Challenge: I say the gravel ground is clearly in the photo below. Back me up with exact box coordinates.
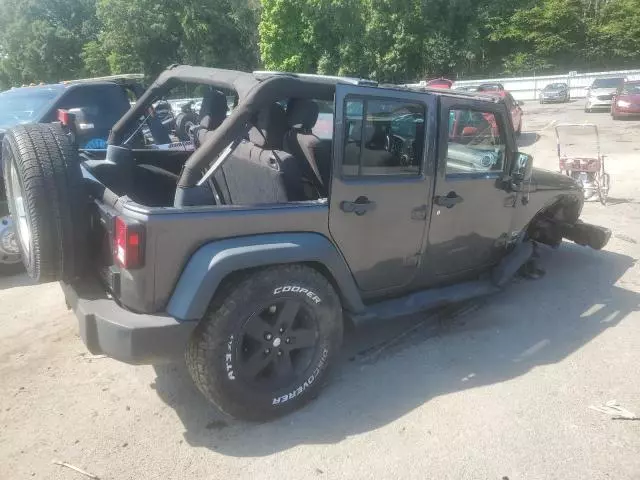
[1,101,639,480]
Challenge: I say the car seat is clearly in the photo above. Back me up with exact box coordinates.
[283,99,332,196]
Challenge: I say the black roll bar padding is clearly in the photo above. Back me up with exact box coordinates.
[108,66,260,145]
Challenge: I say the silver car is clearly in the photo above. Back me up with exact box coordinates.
[540,83,570,103]
[585,77,625,112]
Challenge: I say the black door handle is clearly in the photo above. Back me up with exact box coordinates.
[340,196,376,216]
[434,191,464,208]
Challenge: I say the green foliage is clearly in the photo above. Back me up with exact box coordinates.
[0,0,98,88]
[0,0,639,90]
[259,0,640,81]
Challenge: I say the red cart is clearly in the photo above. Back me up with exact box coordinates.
[556,123,610,205]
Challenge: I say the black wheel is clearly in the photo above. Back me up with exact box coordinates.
[2,123,87,282]
[186,265,343,421]
[174,112,198,141]
[598,173,611,206]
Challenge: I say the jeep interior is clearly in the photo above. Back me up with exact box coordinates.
[79,67,348,209]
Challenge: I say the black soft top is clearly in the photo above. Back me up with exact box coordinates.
[107,65,504,190]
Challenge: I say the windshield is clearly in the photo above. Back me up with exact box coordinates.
[0,87,61,129]
[620,83,640,95]
[544,83,566,90]
[592,78,624,89]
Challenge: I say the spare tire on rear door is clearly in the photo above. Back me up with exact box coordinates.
[2,123,88,282]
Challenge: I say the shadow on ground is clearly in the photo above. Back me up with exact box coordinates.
[153,243,638,457]
[517,132,540,148]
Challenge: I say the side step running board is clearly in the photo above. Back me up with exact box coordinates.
[352,241,534,324]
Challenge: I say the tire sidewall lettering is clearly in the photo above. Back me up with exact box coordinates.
[273,285,322,304]
[271,346,329,406]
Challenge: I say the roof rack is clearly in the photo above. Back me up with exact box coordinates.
[252,70,378,87]
[61,73,144,85]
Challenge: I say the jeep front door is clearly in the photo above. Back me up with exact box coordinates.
[423,97,517,281]
[329,85,434,294]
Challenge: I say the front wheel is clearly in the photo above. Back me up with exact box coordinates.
[186,265,343,421]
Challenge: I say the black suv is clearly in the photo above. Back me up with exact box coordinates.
[2,66,610,421]
[0,75,146,274]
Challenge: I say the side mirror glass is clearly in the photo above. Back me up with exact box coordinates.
[513,152,533,183]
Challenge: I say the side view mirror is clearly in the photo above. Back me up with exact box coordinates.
[461,126,479,136]
[513,152,533,184]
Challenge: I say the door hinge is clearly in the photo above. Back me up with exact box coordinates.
[411,204,428,221]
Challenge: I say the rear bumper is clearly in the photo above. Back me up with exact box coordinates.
[61,279,198,365]
[540,96,567,103]
[612,108,640,116]
[586,99,612,108]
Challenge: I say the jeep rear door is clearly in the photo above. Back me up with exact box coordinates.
[329,84,436,294]
[422,96,517,282]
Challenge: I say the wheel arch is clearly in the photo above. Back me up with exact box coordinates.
[166,233,365,321]
[526,193,583,247]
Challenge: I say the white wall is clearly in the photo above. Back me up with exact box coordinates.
[451,68,640,101]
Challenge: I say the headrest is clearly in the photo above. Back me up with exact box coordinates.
[248,103,287,149]
[286,98,319,131]
[199,89,228,130]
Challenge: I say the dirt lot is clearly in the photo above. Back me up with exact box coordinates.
[1,101,639,480]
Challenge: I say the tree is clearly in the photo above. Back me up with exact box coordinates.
[0,0,98,88]
[87,0,260,78]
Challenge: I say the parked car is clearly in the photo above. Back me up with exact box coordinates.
[454,85,480,92]
[539,83,570,103]
[584,77,625,112]
[478,82,505,92]
[483,90,524,136]
[0,74,145,275]
[2,66,610,421]
[425,78,454,89]
[611,80,640,120]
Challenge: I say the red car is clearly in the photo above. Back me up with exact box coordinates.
[426,78,454,89]
[484,90,524,136]
[611,81,640,119]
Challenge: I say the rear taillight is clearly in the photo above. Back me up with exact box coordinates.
[114,216,144,269]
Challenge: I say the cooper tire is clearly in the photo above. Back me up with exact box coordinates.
[2,124,87,282]
[186,264,343,421]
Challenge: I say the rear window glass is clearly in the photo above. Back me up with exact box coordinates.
[592,78,624,88]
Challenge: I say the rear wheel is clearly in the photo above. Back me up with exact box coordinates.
[186,265,343,421]
[2,123,87,282]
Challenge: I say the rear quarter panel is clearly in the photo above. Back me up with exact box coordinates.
[123,202,332,312]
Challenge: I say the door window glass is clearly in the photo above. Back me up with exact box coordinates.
[446,109,505,175]
[343,98,425,176]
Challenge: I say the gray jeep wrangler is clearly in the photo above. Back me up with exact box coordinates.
[2,66,610,421]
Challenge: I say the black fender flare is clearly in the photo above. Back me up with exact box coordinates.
[166,233,365,321]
